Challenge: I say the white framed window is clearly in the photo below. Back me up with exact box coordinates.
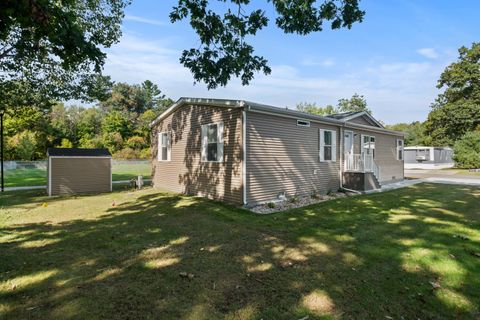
[361,134,376,158]
[319,129,336,162]
[201,122,224,162]
[158,132,171,161]
[397,139,404,161]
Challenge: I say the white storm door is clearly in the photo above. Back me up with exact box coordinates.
[344,131,353,155]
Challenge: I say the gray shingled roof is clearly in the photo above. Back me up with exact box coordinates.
[325,111,363,120]
[47,148,111,157]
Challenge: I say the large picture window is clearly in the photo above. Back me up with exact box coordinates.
[158,132,171,161]
[319,129,337,162]
[201,122,224,162]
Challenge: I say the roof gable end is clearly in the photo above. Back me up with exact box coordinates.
[340,111,384,128]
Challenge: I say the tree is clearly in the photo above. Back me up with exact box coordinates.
[424,43,480,146]
[100,81,172,115]
[337,93,371,114]
[77,107,104,141]
[296,102,337,116]
[102,110,133,140]
[170,0,364,89]
[453,131,480,168]
[9,131,38,160]
[3,106,50,159]
[49,103,85,146]
[385,122,427,146]
[141,80,173,112]
[0,0,128,110]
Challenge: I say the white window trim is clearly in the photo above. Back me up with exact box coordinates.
[319,129,337,162]
[158,131,171,162]
[361,134,376,158]
[396,139,404,161]
[201,121,224,163]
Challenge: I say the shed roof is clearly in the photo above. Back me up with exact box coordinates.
[47,148,111,157]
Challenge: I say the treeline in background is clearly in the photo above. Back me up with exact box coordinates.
[3,80,172,161]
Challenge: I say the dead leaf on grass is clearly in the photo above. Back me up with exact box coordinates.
[429,280,441,290]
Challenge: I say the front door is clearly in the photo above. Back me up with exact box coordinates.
[344,131,353,155]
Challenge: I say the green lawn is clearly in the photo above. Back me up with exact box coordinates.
[1,184,479,319]
[4,163,151,187]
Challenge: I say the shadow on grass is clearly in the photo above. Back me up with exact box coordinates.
[0,183,479,319]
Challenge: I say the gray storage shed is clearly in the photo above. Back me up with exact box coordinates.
[47,148,112,196]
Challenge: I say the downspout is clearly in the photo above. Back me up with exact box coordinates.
[339,125,343,190]
[242,104,248,206]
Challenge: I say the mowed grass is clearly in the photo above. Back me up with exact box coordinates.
[4,163,151,187]
[0,184,479,319]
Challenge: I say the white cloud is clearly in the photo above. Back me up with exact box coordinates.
[417,48,439,59]
[102,33,449,123]
[124,14,166,26]
[300,58,335,67]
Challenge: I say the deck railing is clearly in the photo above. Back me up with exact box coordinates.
[344,153,380,180]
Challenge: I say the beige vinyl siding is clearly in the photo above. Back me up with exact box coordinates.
[50,157,111,195]
[246,111,340,205]
[351,129,404,184]
[151,104,243,204]
[348,116,377,126]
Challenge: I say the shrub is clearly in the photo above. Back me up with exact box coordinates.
[113,147,141,159]
[56,138,73,148]
[289,195,299,204]
[267,202,276,209]
[102,132,124,153]
[79,134,104,149]
[139,148,151,159]
[311,191,320,199]
[126,136,146,149]
[453,131,480,168]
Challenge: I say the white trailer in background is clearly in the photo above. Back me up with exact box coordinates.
[404,146,454,169]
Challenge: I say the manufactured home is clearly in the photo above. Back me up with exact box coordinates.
[150,98,405,206]
[404,146,454,169]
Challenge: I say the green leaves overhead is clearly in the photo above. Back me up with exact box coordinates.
[171,0,364,89]
[0,0,130,108]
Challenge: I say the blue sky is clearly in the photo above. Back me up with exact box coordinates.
[102,0,480,124]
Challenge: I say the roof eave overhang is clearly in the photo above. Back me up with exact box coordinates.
[246,103,404,136]
[150,97,246,128]
[150,97,404,137]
